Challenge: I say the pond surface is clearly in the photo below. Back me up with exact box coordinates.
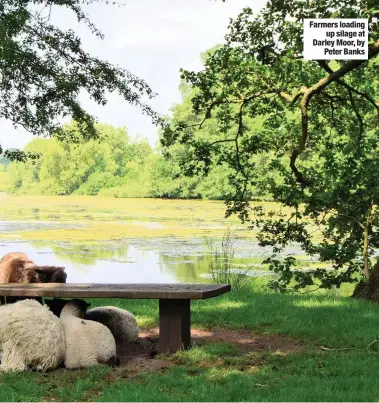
[0,195,313,283]
[0,237,279,283]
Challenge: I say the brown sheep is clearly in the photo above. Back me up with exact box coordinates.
[0,252,67,304]
[0,253,36,283]
[0,252,67,283]
[0,252,32,262]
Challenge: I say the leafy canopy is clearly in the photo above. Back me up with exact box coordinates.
[0,0,159,161]
[4,121,240,200]
[162,0,379,291]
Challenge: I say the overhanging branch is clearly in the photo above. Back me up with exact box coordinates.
[290,39,379,187]
[317,60,379,118]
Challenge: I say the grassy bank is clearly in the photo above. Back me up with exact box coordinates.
[2,284,379,402]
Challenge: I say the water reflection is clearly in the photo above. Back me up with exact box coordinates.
[49,243,130,266]
[160,254,213,282]
[0,237,306,284]
[0,241,198,283]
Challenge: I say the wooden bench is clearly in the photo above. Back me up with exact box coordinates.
[0,283,231,353]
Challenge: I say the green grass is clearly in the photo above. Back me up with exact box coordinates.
[2,284,379,401]
[98,353,379,402]
[87,281,378,348]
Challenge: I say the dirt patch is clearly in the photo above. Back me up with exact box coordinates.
[192,327,305,354]
[116,332,173,374]
[116,327,304,372]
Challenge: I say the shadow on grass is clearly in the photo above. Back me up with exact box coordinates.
[70,288,379,402]
[98,352,379,402]
[88,285,379,348]
[190,288,379,349]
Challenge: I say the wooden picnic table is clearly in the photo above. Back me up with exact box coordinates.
[0,283,231,353]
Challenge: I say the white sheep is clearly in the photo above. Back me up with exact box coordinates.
[60,299,118,369]
[0,299,65,372]
[85,306,139,343]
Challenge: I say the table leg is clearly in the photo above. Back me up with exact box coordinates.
[159,299,191,353]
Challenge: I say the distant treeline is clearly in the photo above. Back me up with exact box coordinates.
[0,122,267,200]
[0,45,281,200]
[1,55,278,200]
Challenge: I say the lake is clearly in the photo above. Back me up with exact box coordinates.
[0,195,314,283]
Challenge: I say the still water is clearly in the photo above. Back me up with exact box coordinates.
[0,237,278,283]
[0,196,307,283]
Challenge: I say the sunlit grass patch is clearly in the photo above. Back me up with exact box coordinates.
[96,350,379,402]
[291,297,346,308]
[171,343,239,365]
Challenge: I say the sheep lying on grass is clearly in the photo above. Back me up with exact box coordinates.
[0,299,65,372]
[45,299,139,343]
[86,306,139,343]
[60,299,119,369]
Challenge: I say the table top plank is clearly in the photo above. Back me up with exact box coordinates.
[0,283,231,299]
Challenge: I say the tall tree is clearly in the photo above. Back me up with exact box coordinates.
[162,0,379,294]
[0,0,159,161]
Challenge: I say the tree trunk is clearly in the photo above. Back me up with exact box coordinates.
[362,201,373,280]
[353,259,379,301]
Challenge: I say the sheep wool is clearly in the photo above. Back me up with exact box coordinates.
[0,251,67,284]
[60,299,117,369]
[0,299,65,372]
[0,252,36,283]
[85,306,139,343]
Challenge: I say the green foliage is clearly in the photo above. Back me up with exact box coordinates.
[160,77,270,201]
[74,172,120,196]
[6,118,257,200]
[162,0,379,291]
[5,122,246,200]
[7,123,151,197]
[0,170,11,192]
[207,229,254,290]
[0,0,159,163]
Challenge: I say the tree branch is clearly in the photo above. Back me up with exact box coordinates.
[317,60,379,118]
[279,87,308,104]
[347,88,364,144]
[290,39,379,187]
